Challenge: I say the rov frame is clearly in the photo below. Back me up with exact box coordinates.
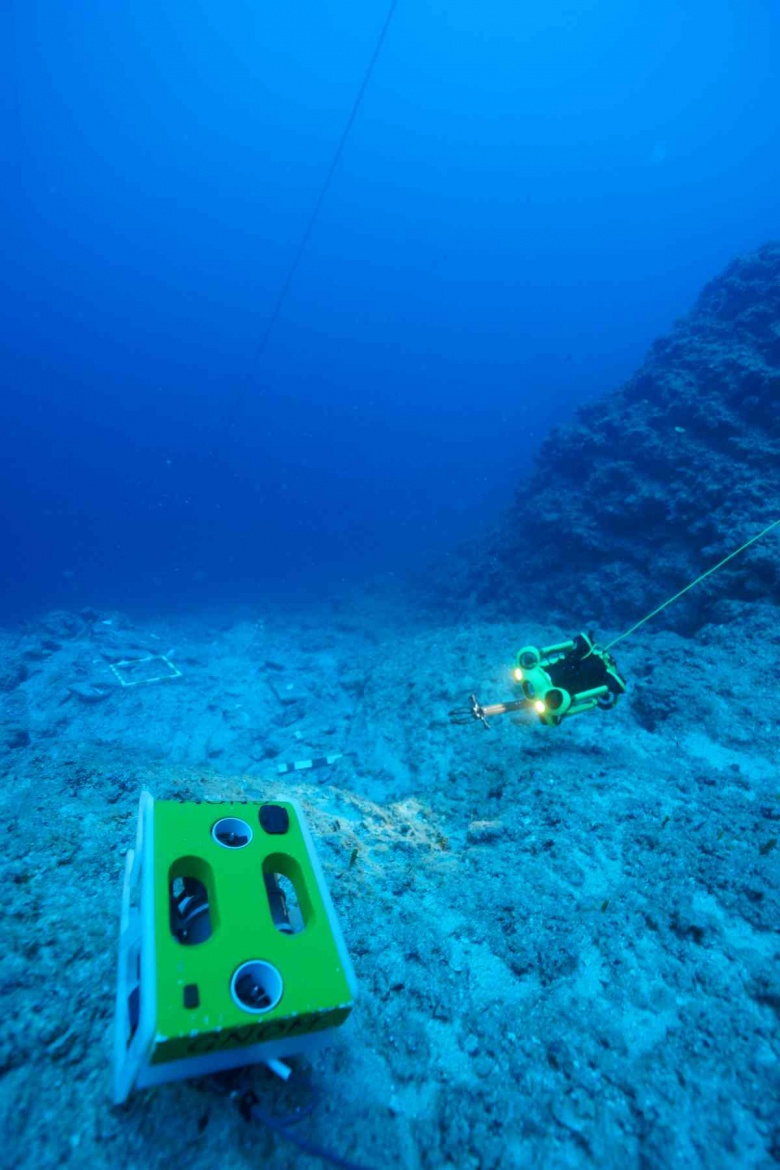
[451,632,626,729]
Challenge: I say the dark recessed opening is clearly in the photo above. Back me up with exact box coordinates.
[127,986,140,1040]
[183,983,200,1009]
[170,876,213,945]
[546,688,566,711]
[264,872,305,934]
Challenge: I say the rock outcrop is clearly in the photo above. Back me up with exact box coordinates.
[476,242,780,632]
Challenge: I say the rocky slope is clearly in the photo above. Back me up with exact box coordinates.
[469,242,780,634]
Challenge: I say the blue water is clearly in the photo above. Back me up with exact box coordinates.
[2,0,779,616]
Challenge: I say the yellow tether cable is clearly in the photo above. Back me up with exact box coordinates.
[603,515,780,652]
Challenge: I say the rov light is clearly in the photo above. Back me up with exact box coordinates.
[513,668,523,682]
[533,700,546,714]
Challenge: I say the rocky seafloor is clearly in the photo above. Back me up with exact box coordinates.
[1,590,778,1169]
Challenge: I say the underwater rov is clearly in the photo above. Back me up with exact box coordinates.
[450,516,780,731]
[113,793,356,1104]
[450,632,625,728]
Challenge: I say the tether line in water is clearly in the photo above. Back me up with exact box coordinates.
[603,515,780,651]
[223,0,399,434]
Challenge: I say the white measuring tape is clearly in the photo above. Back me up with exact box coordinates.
[276,752,345,776]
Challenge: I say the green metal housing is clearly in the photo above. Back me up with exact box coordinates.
[113,793,356,1102]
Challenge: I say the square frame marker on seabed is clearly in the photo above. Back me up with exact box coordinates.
[109,654,183,687]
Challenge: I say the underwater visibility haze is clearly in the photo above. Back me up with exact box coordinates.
[3,0,780,612]
[1,2,779,1168]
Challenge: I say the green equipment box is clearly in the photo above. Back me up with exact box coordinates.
[113,793,356,1103]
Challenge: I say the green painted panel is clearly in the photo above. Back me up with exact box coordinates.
[151,800,353,1065]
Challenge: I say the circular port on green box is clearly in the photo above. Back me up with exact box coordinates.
[212,818,252,849]
[230,961,283,1014]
